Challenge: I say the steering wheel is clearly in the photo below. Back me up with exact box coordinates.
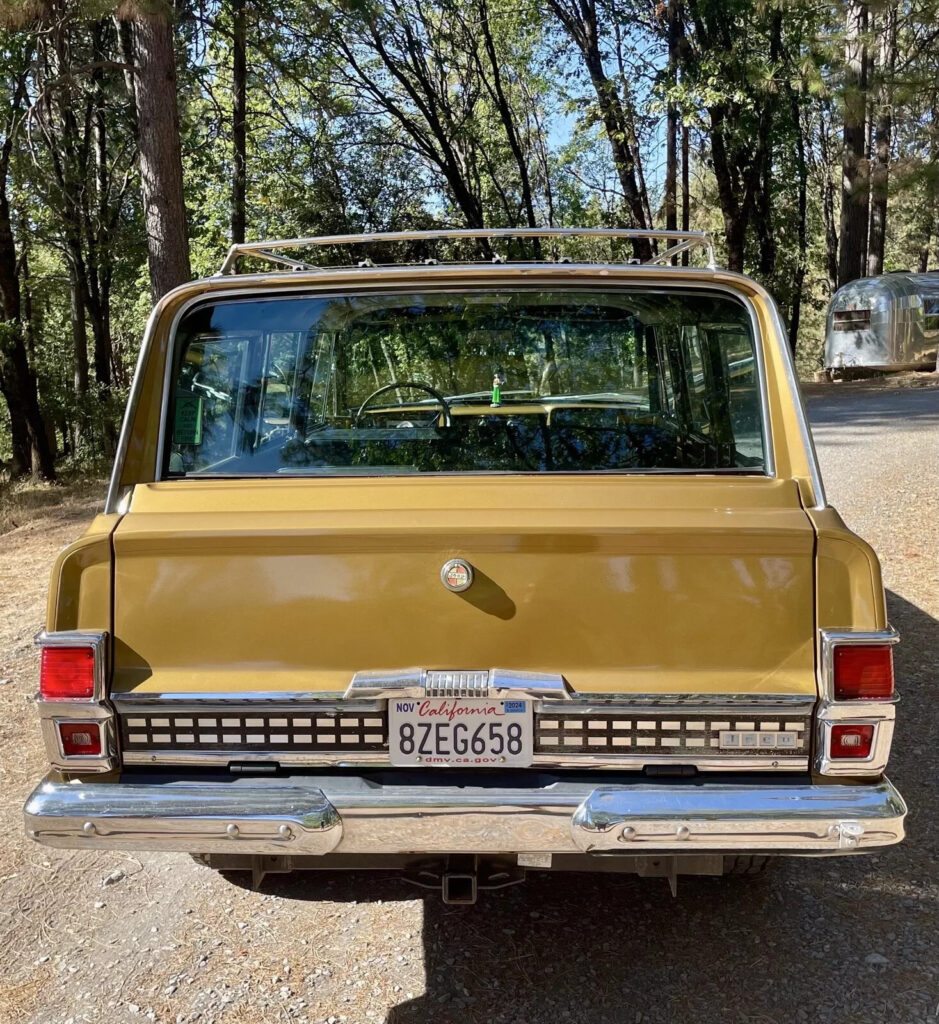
[354,380,452,428]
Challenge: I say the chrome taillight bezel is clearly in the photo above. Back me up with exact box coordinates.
[816,628,899,777]
[35,631,117,773]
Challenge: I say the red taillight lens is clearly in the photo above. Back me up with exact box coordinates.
[40,646,95,700]
[833,645,894,700]
[830,724,874,759]
[58,722,102,756]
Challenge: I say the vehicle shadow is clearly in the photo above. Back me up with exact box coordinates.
[383,587,935,1024]
[257,588,936,1024]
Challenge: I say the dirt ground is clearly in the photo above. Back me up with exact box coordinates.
[1,381,937,1024]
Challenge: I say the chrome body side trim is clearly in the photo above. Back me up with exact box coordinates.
[34,631,117,773]
[815,627,900,777]
[25,775,906,856]
[113,693,381,713]
[119,750,810,771]
[112,688,812,710]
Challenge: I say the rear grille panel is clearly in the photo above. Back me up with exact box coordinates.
[116,702,811,766]
[534,713,810,757]
[120,709,387,754]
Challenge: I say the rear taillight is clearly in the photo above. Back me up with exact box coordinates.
[818,628,899,777]
[35,631,113,772]
[833,645,894,700]
[829,724,874,759]
[40,646,95,700]
[58,722,102,756]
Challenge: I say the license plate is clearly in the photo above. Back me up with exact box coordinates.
[388,698,533,767]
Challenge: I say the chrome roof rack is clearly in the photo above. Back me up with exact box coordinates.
[218,228,717,276]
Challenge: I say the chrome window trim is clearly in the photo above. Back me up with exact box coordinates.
[147,273,777,492]
[35,630,117,772]
[815,627,900,777]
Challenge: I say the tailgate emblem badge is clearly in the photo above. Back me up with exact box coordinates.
[441,559,474,593]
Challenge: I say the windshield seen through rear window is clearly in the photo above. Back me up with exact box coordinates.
[164,289,765,477]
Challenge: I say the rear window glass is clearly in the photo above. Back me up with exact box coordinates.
[164,289,766,477]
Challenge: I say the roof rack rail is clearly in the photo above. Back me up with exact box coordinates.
[218,228,717,276]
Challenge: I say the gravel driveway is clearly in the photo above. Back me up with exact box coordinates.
[1,382,937,1024]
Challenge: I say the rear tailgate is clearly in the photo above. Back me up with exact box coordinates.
[111,475,817,698]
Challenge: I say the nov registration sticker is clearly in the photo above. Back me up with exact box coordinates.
[388,698,533,767]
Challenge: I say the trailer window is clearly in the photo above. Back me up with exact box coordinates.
[833,309,871,331]
[924,299,939,334]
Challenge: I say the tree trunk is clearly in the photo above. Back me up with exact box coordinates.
[476,0,537,234]
[917,102,938,272]
[681,124,690,265]
[231,0,247,244]
[0,61,55,480]
[90,19,113,388]
[867,3,897,277]
[548,0,652,260]
[708,112,745,272]
[918,176,936,273]
[664,0,679,255]
[788,86,809,356]
[129,3,192,302]
[816,100,840,292]
[838,0,871,286]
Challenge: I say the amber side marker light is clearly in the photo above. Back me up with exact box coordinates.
[58,722,102,756]
[833,645,894,700]
[830,724,875,759]
[40,646,95,700]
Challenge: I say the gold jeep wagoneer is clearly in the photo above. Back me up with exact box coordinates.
[24,229,906,902]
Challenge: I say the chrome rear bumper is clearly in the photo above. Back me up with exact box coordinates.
[24,775,906,857]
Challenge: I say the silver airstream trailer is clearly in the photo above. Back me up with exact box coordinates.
[825,272,939,376]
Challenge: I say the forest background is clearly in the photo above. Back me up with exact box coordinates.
[0,0,937,480]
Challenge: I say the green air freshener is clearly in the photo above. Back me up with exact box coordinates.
[174,392,204,445]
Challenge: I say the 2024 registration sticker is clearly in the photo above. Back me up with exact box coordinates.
[388,698,534,767]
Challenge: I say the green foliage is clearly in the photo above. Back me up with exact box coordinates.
[1,0,938,474]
